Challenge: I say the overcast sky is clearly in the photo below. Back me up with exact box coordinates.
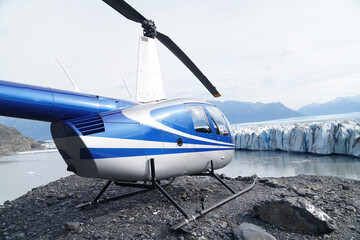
[0,0,359,110]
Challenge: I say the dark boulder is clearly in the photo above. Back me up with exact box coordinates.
[254,197,337,234]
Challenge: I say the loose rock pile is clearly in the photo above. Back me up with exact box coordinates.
[0,174,359,239]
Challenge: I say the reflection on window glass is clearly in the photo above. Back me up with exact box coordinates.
[188,106,212,134]
[151,105,190,132]
[206,106,229,136]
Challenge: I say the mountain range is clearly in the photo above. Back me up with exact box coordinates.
[0,117,51,141]
[208,101,303,124]
[297,95,360,116]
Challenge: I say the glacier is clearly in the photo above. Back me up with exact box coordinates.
[231,120,360,157]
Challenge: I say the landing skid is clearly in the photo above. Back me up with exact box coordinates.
[75,177,175,209]
[76,159,256,232]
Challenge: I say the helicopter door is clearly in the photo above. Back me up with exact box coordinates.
[202,105,233,168]
[187,105,216,140]
[150,104,192,176]
[186,104,219,172]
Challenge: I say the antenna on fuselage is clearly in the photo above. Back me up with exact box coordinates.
[122,77,132,100]
[54,55,81,93]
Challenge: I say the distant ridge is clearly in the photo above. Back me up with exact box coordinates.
[208,100,303,124]
[0,123,43,155]
[298,95,360,116]
[0,117,51,141]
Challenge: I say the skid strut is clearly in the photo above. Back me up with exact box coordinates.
[170,177,256,230]
[76,158,256,232]
[76,171,175,208]
[169,161,256,231]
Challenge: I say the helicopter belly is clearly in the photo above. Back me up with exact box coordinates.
[92,149,231,181]
[92,152,200,181]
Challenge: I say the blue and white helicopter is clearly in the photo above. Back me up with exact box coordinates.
[0,0,255,230]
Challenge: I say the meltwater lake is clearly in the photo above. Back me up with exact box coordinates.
[0,151,71,205]
[219,150,360,180]
[1,149,359,204]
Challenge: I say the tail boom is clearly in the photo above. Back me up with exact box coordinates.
[0,80,136,122]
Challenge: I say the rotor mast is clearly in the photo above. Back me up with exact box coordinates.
[103,0,221,98]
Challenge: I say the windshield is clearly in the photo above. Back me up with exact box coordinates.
[206,105,230,136]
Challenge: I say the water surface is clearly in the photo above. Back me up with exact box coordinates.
[218,150,360,180]
[0,151,71,204]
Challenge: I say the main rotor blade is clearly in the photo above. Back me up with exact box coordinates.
[103,0,146,24]
[156,32,221,97]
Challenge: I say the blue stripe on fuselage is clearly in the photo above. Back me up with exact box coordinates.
[85,147,234,159]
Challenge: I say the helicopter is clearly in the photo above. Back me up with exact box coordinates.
[0,0,255,231]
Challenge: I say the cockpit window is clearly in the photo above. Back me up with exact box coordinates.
[206,105,230,136]
[188,105,212,134]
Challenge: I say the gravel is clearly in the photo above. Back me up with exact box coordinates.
[0,174,359,239]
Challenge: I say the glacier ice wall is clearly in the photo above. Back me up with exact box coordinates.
[231,120,360,157]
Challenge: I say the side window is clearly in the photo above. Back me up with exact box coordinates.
[188,105,212,134]
[206,105,230,136]
[150,104,190,132]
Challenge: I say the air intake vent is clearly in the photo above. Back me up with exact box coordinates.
[68,115,105,136]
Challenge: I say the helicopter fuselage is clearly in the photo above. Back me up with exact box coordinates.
[0,80,234,181]
[52,98,234,181]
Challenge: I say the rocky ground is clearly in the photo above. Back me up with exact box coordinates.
[0,174,359,240]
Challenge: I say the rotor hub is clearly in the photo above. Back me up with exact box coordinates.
[142,19,157,38]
